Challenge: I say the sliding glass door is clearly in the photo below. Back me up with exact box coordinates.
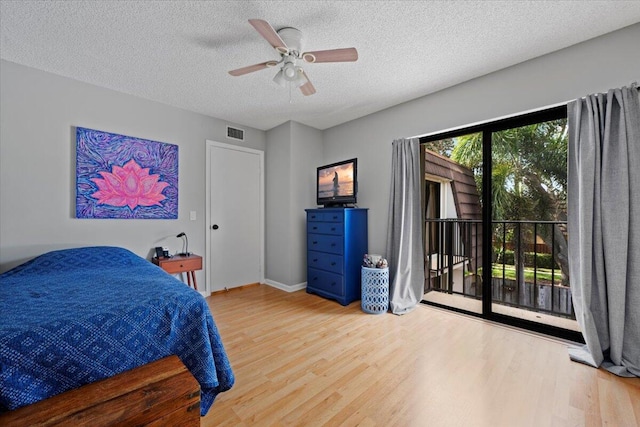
[421,107,581,341]
[489,119,578,333]
[422,133,484,315]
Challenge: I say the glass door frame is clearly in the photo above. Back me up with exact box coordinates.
[420,105,583,343]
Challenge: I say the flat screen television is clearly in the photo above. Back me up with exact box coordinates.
[317,158,357,207]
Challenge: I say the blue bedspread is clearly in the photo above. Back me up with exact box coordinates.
[0,246,234,415]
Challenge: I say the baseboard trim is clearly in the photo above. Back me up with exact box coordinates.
[209,282,260,295]
[264,279,307,293]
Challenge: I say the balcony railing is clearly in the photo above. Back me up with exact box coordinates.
[425,219,574,319]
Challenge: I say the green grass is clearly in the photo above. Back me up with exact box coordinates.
[491,264,563,283]
[473,265,564,283]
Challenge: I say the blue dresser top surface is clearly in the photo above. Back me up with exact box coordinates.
[306,207,368,212]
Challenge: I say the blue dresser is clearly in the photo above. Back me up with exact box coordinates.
[305,208,368,305]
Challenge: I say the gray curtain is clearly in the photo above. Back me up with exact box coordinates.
[567,84,640,377]
[386,138,425,314]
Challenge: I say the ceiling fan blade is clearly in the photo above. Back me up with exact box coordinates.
[228,61,277,76]
[248,19,288,53]
[302,48,358,63]
[299,71,316,96]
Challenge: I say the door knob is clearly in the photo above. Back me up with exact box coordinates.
[212,224,219,230]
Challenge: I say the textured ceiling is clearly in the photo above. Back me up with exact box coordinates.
[2,1,640,131]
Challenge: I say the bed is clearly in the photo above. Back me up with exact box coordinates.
[0,246,234,422]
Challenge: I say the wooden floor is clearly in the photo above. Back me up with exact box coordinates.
[202,285,639,427]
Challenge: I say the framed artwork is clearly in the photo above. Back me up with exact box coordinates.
[76,127,178,219]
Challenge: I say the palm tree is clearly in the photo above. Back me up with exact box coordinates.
[450,120,569,287]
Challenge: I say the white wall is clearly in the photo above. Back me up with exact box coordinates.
[265,122,293,285]
[323,23,640,257]
[0,60,266,279]
[265,121,322,287]
[290,122,323,284]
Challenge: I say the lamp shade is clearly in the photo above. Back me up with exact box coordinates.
[292,67,308,88]
[273,69,287,87]
[273,63,307,89]
[285,63,298,80]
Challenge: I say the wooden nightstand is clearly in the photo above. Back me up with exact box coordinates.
[152,254,202,290]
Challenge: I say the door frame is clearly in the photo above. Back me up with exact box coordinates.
[205,140,265,294]
[419,105,583,343]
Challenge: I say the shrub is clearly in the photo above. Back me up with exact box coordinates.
[495,250,556,269]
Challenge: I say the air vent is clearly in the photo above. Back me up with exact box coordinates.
[226,126,245,142]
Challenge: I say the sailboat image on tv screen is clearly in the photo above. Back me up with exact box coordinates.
[318,163,354,198]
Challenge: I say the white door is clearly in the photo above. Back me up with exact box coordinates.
[206,141,263,292]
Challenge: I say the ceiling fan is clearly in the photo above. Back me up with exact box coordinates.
[228,19,358,96]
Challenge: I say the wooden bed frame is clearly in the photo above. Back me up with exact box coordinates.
[0,355,201,426]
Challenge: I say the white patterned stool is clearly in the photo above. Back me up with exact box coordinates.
[361,267,389,314]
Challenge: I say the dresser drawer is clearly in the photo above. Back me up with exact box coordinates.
[157,257,202,274]
[307,221,343,236]
[323,211,343,222]
[307,211,324,222]
[308,251,343,274]
[308,268,344,296]
[306,211,344,223]
[307,233,343,255]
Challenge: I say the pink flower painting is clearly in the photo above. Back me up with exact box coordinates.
[76,127,178,219]
[91,159,169,210]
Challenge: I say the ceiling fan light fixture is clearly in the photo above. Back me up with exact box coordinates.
[273,66,306,89]
[273,69,287,87]
[282,62,297,81]
[230,19,359,97]
[292,67,307,88]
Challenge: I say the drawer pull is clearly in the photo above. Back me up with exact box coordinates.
[331,243,336,247]
[331,262,336,266]
[313,226,318,230]
[180,264,184,267]
[313,259,318,262]
[331,227,336,231]
[313,241,318,245]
